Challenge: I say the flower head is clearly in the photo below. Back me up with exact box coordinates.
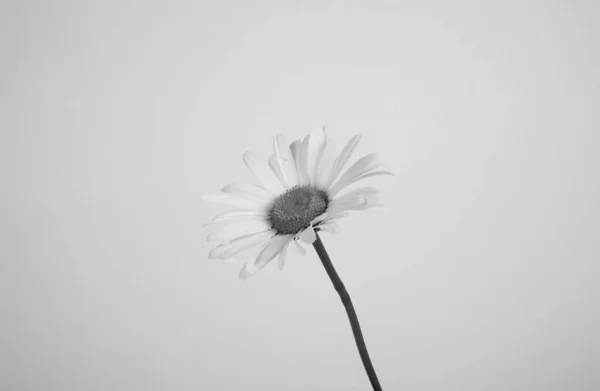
[203,128,393,279]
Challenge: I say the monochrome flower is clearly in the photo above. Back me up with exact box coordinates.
[204,128,392,279]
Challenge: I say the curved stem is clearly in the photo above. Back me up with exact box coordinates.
[312,232,383,391]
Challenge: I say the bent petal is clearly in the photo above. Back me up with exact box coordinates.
[325,134,362,188]
[277,239,291,270]
[273,134,298,187]
[291,239,306,255]
[243,152,285,195]
[328,152,380,197]
[239,234,291,279]
[318,221,341,234]
[327,187,380,219]
[268,154,290,189]
[298,225,317,244]
[209,229,274,260]
[207,220,271,244]
[342,170,395,191]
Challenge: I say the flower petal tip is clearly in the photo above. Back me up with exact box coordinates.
[292,239,307,255]
[298,225,317,244]
[238,271,251,281]
[208,246,225,260]
[200,193,218,203]
[238,263,254,280]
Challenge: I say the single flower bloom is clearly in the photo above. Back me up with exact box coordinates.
[203,128,393,279]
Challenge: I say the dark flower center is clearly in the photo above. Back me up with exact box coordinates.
[268,186,329,235]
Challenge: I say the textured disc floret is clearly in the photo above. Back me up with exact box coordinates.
[268,186,329,235]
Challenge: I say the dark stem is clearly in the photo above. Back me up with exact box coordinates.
[312,232,383,391]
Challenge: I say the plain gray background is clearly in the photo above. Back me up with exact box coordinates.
[2,1,599,390]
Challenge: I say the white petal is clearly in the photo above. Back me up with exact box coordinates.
[290,137,311,186]
[360,202,387,211]
[331,187,379,206]
[239,235,291,280]
[202,193,267,211]
[292,239,306,255]
[208,210,267,224]
[327,200,361,219]
[315,132,336,189]
[308,128,328,187]
[310,213,328,225]
[268,154,290,189]
[325,134,362,188]
[222,242,265,265]
[277,239,291,270]
[340,170,395,191]
[243,152,285,195]
[221,183,273,201]
[274,134,298,187]
[328,212,349,221]
[328,152,381,197]
[209,229,274,260]
[289,139,304,185]
[206,220,271,243]
[327,187,380,219]
[298,225,317,244]
[318,221,341,234]
[300,133,312,184]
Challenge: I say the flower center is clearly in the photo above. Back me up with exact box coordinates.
[268,186,329,235]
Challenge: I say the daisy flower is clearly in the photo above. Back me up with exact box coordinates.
[203,128,392,280]
[203,128,391,390]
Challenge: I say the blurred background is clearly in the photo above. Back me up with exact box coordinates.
[1,1,599,390]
